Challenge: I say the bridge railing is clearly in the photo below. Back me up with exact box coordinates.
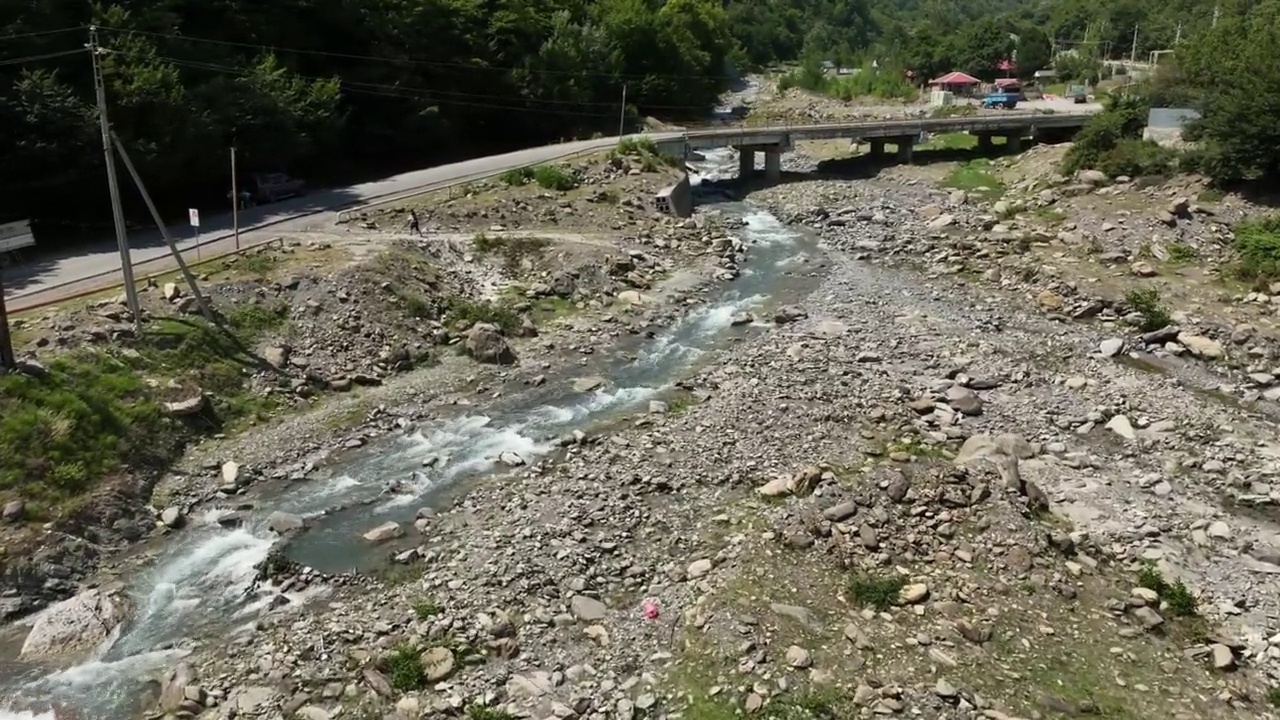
[672,111,1092,144]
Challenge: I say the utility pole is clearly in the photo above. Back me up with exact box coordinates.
[1175,23,1182,45]
[1213,3,1220,27]
[230,146,240,251]
[0,270,14,371]
[89,25,141,329]
[618,84,627,138]
[111,131,214,323]
[1130,26,1139,66]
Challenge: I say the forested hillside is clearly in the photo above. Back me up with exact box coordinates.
[0,0,1275,240]
[0,0,738,238]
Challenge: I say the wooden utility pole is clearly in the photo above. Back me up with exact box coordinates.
[618,84,627,137]
[89,25,142,330]
[231,146,240,250]
[0,270,15,371]
[111,131,214,322]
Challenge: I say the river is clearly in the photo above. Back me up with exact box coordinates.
[0,145,825,720]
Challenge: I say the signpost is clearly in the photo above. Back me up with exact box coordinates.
[188,208,200,260]
[0,220,36,370]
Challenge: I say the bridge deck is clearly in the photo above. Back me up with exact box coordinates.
[677,112,1092,150]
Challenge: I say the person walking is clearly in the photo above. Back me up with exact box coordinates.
[408,209,422,236]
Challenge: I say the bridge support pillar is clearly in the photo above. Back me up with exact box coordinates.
[764,149,782,183]
[896,136,914,163]
[976,134,994,153]
[869,139,886,162]
[1005,134,1023,153]
[737,148,755,179]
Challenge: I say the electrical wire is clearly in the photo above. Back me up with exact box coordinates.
[154,55,626,118]
[149,51,711,112]
[101,25,735,81]
[0,48,86,67]
[0,26,87,42]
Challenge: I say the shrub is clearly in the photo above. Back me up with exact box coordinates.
[1231,215,1280,287]
[531,165,577,191]
[1137,562,1198,617]
[1062,95,1153,175]
[444,298,521,335]
[386,643,425,691]
[498,167,534,186]
[1095,139,1179,178]
[1125,288,1172,332]
[616,136,659,155]
[847,573,906,610]
[413,598,442,620]
[778,60,916,101]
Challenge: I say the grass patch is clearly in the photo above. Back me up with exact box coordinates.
[1166,241,1199,264]
[1197,187,1226,203]
[495,164,578,190]
[1268,687,1280,709]
[385,643,425,691]
[0,354,178,508]
[444,297,521,335]
[1030,206,1067,225]
[1136,563,1198,617]
[944,160,1005,201]
[233,252,281,278]
[1124,288,1172,332]
[919,132,978,151]
[847,572,906,611]
[0,300,298,510]
[413,598,443,621]
[778,61,917,101]
[1231,215,1280,289]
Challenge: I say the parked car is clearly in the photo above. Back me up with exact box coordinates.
[252,172,305,203]
[1068,85,1089,104]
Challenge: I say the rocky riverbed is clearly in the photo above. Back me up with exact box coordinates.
[10,137,1280,720]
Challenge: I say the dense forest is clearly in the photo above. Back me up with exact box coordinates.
[0,0,739,238]
[0,0,1275,240]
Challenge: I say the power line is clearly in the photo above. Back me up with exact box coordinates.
[147,52,702,112]
[0,48,86,67]
[0,26,87,43]
[102,26,734,81]
[152,55,627,118]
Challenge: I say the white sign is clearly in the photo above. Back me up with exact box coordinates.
[188,208,200,227]
[0,220,34,253]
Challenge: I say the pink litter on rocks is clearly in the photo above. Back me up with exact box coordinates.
[642,599,660,619]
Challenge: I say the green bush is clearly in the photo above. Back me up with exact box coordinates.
[616,136,659,155]
[1095,138,1179,178]
[386,643,425,691]
[778,60,916,101]
[445,298,521,335]
[531,165,577,191]
[1137,562,1198,617]
[847,573,906,610]
[0,355,177,504]
[1062,95,1153,176]
[1231,215,1280,287]
[1125,288,1172,332]
[498,167,534,186]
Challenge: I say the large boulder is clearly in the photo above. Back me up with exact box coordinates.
[464,323,516,365]
[20,587,129,660]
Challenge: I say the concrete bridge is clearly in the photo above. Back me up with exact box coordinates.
[655,112,1094,183]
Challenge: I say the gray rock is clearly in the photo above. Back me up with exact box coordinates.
[267,511,305,535]
[464,322,516,364]
[570,595,607,622]
[160,506,185,529]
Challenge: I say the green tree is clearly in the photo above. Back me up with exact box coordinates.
[1015,27,1052,77]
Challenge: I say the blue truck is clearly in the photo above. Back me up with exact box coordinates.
[980,91,1019,109]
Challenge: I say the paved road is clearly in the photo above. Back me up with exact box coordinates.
[4,106,1100,313]
[5,136,629,313]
